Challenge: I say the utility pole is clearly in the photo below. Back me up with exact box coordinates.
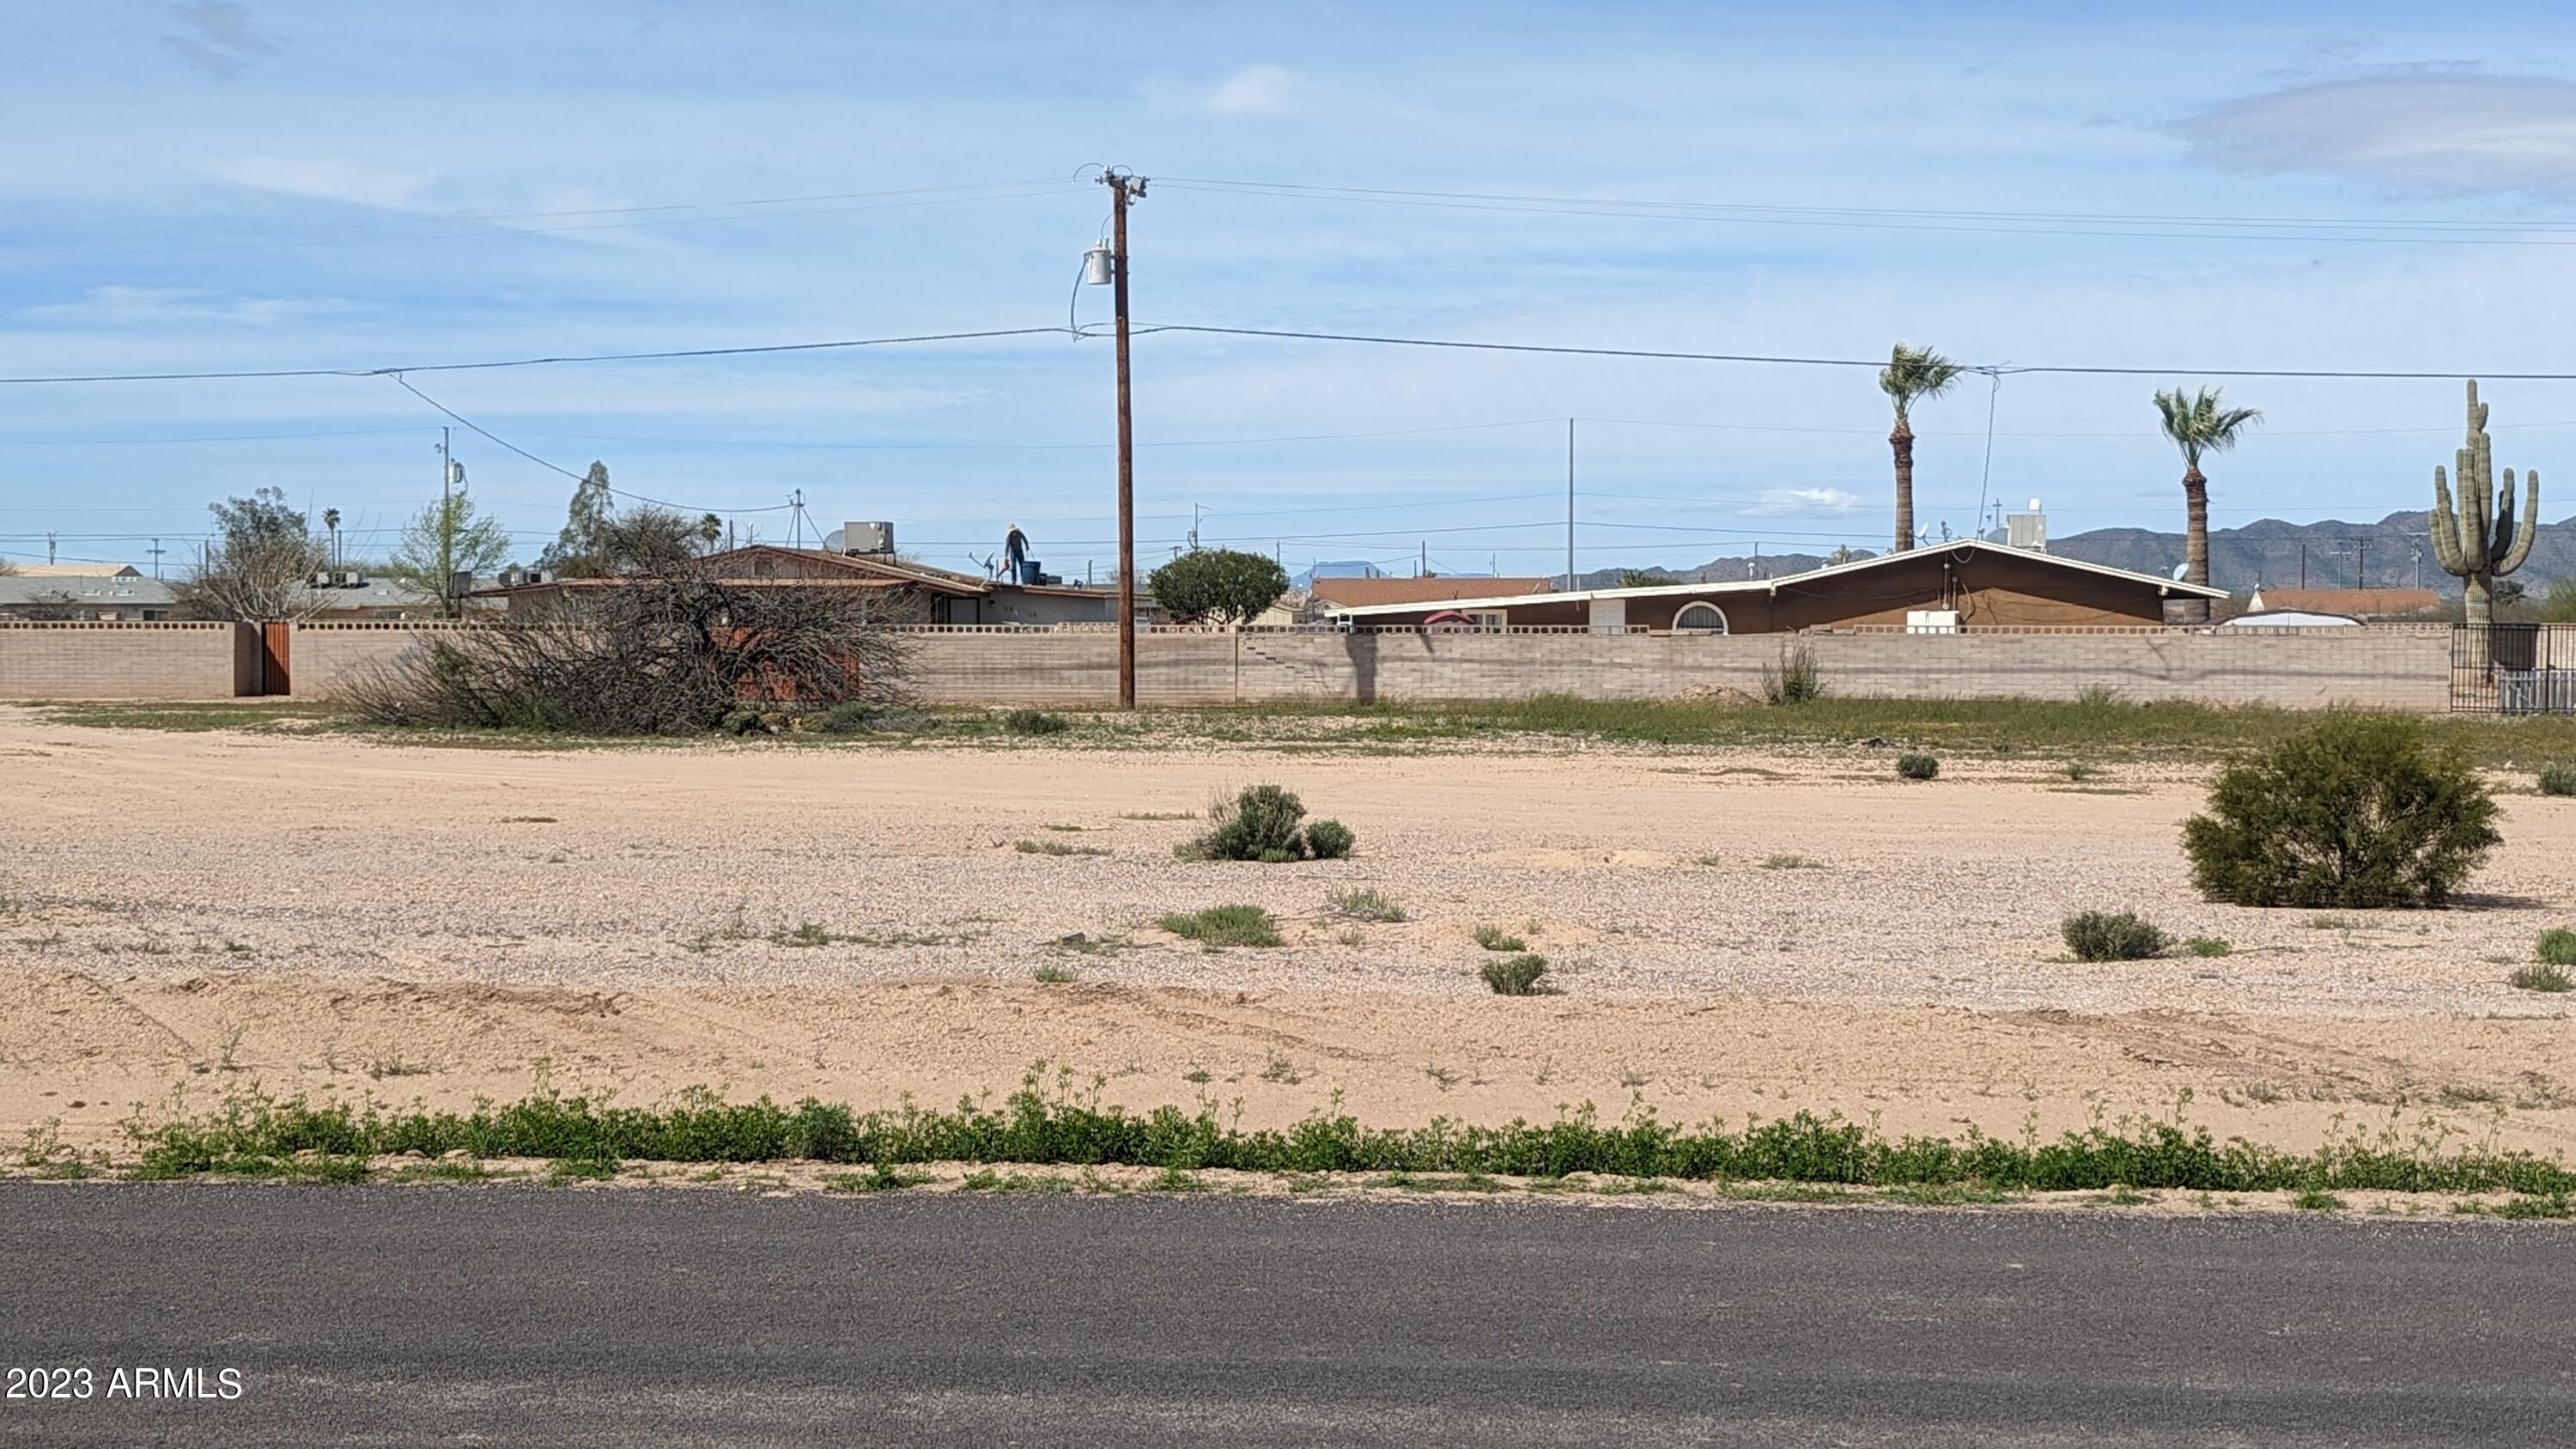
[2352,536,2370,589]
[2299,542,2306,589]
[1189,503,1202,552]
[46,531,56,565]
[790,489,805,550]
[1564,418,1576,590]
[149,538,164,579]
[435,428,459,617]
[1101,168,1147,708]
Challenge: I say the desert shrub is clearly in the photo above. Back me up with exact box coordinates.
[2181,714,2498,909]
[1176,785,1356,862]
[2538,928,2576,967]
[2063,911,2170,962]
[1481,953,1550,995]
[2539,768,2576,797]
[340,557,918,735]
[1760,642,1825,705]
[1157,904,1282,948]
[2512,962,2573,993]
[1896,753,1940,781]
[2183,936,2233,958]
[1472,923,1527,953]
[1003,709,1068,736]
[1327,887,1406,922]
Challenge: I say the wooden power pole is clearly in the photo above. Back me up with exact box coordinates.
[1103,170,1147,709]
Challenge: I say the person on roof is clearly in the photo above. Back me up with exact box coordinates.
[1003,525,1030,584]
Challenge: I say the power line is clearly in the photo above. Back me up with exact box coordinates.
[1144,323,2576,381]
[0,326,1076,386]
[1156,178,2576,248]
[383,374,792,516]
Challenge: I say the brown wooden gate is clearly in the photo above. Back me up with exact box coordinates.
[258,622,291,696]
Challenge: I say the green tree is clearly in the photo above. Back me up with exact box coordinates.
[2153,386,2263,621]
[2533,577,2576,623]
[1618,569,1663,588]
[176,486,326,620]
[388,489,513,618]
[1878,342,1964,553]
[1149,548,1290,625]
[539,461,617,574]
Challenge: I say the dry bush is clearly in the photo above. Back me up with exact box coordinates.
[342,561,920,734]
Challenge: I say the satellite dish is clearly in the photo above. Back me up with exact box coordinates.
[2171,562,2189,581]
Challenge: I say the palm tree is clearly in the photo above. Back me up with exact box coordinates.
[321,507,341,568]
[1878,343,1965,552]
[2153,387,2263,619]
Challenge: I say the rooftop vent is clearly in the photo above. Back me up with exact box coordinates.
[2005,497,2047,553]
[841,521,895,557]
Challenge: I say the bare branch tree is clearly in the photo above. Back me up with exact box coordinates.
[340,556,922,734]
[174,487,328,621]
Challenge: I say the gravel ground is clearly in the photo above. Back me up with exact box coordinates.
[4,706,2572,1157]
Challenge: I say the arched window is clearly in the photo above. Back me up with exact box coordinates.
[1674,601,1729,633]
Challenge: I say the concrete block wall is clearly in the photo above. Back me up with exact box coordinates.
[0,621,2460,711]
[0,622,252,701]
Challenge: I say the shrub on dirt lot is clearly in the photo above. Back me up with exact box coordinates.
[1761,642,1825,706]
[2538,928,2576,967]
[2063,911,2170,962]
[2539,767,2576,797]
[1157,904,1282,948]
[1003,709,1068,736]
[1304,819,1356,860]
[1176,785,1358,862]
[2512,962,2573,993]
[2182,714,2498,909]
[1895,753,1940,781]
[1481,953,1550,995]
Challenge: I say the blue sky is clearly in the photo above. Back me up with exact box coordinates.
[6,1,2576,578]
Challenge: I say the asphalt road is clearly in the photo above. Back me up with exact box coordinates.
[3,1184,2571,1446]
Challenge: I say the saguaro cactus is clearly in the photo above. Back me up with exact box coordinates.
[2431,380,2538,652]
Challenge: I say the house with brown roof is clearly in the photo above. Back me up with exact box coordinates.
[1306,576,1558,610]
[2245,588,2445,621]
[1324,540,2227,632]
[473,544,1142,626]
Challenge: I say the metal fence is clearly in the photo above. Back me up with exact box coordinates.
[2451,624,2576,712]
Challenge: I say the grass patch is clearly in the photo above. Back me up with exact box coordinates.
[1759,854,1823,870]
[112,1075,2576,1197]
[1480,953,1551,995]
[1031,964,1076,985]
[2306,913,2360,931]
[2537,928,2576,967]
[1326,886,1408,922]
[1118,810,1198,821]
[388,1160,506,1184]
[2539,767,2576,797]
[2292,1187,2347,1211]
[2182,936,2233,958]
[1472,923,1527,953]
[823,1162,933,1193]
[1157,904,1282,948]
[2509,962,2573,993]
[1001,709,1070,736]
[771,922,838,948]
[367,1056,431,1081]
[1894,752,1940,781]
[959,1168,1077,1194]
[1016,838,1110,857]
[498,815,559,824]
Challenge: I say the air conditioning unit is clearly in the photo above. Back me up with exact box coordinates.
[841,521,895,556]
[310,570,335,588]
[337,570,363,588]
[523,569,551,586]
[1905,609,1960,634]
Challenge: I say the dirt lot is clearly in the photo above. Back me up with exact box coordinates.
[3,705,2572,1159]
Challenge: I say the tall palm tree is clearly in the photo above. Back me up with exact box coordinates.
[2153,386,2263,618]
[1879,343,1964,552]
[321,507,341,568]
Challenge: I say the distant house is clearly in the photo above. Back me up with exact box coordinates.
[472,544,1143,626]
[0,573,178,620]
[1307,576,1558,611]
[1323,540,2227,632]
[2245,588,2445,621]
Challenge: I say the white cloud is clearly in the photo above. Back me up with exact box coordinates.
[1203,64,1303,118]
[2173,73,2576,196]
[203,154,440,212]
[1744,487,1863,517]
[25,285,349,328]
[161,2,283,81]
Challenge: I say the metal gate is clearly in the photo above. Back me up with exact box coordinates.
[2451,624,2576,712]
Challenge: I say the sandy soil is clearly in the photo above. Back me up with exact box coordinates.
[3,706,2571,1159]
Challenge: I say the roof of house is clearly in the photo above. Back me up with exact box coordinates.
[0,574,177,606]
[467,545,1119,601]
[1307,576,1558,608]
[9,563,143,578]
[2216,609,2366,629]
[2248,588,2444,617]
[1326,540,2230,617]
